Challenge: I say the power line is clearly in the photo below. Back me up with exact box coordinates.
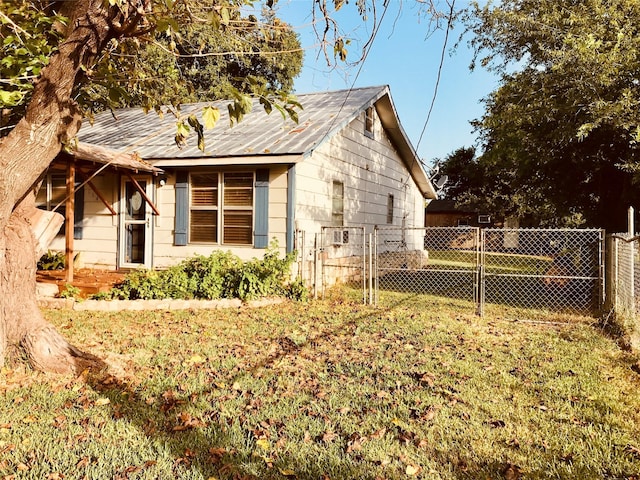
[416,0,456,156]
[312,1,391,149]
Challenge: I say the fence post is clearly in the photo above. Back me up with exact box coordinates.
[476,228,484,317]
[368,233,373,305]
[374,228,379,306]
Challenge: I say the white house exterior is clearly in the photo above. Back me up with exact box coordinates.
[39,86,436,272]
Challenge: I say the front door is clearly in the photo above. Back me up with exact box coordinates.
[119,176,152,269]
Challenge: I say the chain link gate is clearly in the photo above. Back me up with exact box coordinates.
[374,226,480,305]
[373,226,604,316]
[480,228,604,315]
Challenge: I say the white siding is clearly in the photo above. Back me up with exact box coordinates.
[152,165,289,268]
[294,109,425,236]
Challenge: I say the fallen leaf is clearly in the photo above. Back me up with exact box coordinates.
[256,438,270,450]
[322,431,338,443]
[406,464,421,476]
[186,355,206,365]
[278,468,296,476]
[94,397,111,406]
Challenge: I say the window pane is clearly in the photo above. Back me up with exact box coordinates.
[332,181,344,226]
[50,174,67,206]
[192,189,217,207]
[223,172,253,207]
[190,210,217,243]
[191,173,218,188]
[223,212,252,244]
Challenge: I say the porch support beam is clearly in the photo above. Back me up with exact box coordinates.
[78,171,117,216]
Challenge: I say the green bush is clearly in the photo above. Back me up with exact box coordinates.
[37,250,65,270]
[99,241,308,301]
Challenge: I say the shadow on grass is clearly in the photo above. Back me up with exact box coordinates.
[74,293,439,479]
[71,290,594,479]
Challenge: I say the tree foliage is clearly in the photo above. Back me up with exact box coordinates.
[450,0,640,230]
[79,4,303,110]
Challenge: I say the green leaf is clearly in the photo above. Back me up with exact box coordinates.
[259,96,273,115]
[202,106,220,129]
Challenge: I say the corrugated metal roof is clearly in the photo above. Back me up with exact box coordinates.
[78,85,436,198]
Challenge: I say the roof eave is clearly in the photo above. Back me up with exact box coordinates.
[375,90,437,199]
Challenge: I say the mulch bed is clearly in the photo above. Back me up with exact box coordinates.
[36,269,127,298]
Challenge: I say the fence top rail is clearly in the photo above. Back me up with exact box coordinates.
[375,226,477,231]
[484,228,603,233]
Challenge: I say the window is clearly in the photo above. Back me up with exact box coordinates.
[37,173,66,213]
[365,106,375,138]
[387,194,394,224]
[189,172,254,245]
[332,180,344,226]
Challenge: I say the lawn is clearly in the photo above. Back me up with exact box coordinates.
[1,289,640,479]
[425,250,553,275]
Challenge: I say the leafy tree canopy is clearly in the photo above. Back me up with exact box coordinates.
[446,0,640,230]
[1,0,303,146]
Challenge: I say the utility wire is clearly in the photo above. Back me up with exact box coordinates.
[312,0,391,149]
[416,0,456,156]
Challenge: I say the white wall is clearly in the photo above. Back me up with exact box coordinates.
[294,107,425,236]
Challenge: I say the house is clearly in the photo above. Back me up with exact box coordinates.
[425,199,495,227]
[38,86,436,275]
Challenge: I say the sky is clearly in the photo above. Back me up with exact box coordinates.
[269,0,500,169]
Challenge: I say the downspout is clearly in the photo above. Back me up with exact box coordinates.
[286,164,296,253]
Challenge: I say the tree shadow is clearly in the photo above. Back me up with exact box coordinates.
[72,293,456,479]
[62,290,600,480]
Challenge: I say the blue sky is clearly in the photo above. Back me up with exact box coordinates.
[271,1,499,168]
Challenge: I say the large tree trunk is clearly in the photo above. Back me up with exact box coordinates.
[1,198,86,373]
[0,0,140,372]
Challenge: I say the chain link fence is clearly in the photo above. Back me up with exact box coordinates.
[299,226,605,316]
[372,226,604,316]
[606,233,640,321]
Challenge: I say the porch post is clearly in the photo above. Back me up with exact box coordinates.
[65,160,75,283]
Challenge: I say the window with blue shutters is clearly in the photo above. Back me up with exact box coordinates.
[175,169,268,247]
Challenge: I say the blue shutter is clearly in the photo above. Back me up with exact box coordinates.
[73,175,84,240]
[254,169,269,248]
[174,171,188,246]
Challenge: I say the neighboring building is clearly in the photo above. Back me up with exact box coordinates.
[425,199,495,228]
[39,86,436,271]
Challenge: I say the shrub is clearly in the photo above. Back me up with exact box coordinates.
[98,241,308,301]
[37,250,65,270]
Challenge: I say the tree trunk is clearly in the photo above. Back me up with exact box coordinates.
[1,198,86,373]
[0,0,138,372]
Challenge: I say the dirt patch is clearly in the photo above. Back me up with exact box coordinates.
[37,268,127,298]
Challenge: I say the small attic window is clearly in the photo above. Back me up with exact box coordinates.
[365,106,375,138]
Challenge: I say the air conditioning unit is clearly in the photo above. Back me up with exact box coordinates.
[332,229,349,245]
[478,214,491,224]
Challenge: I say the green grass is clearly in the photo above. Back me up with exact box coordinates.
[427,250,553,274]
[1,289,640,479]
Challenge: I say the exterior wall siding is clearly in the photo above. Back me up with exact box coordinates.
[294,109,425,236]
[152,165,289,268]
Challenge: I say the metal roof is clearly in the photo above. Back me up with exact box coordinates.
[78,85,436,198]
